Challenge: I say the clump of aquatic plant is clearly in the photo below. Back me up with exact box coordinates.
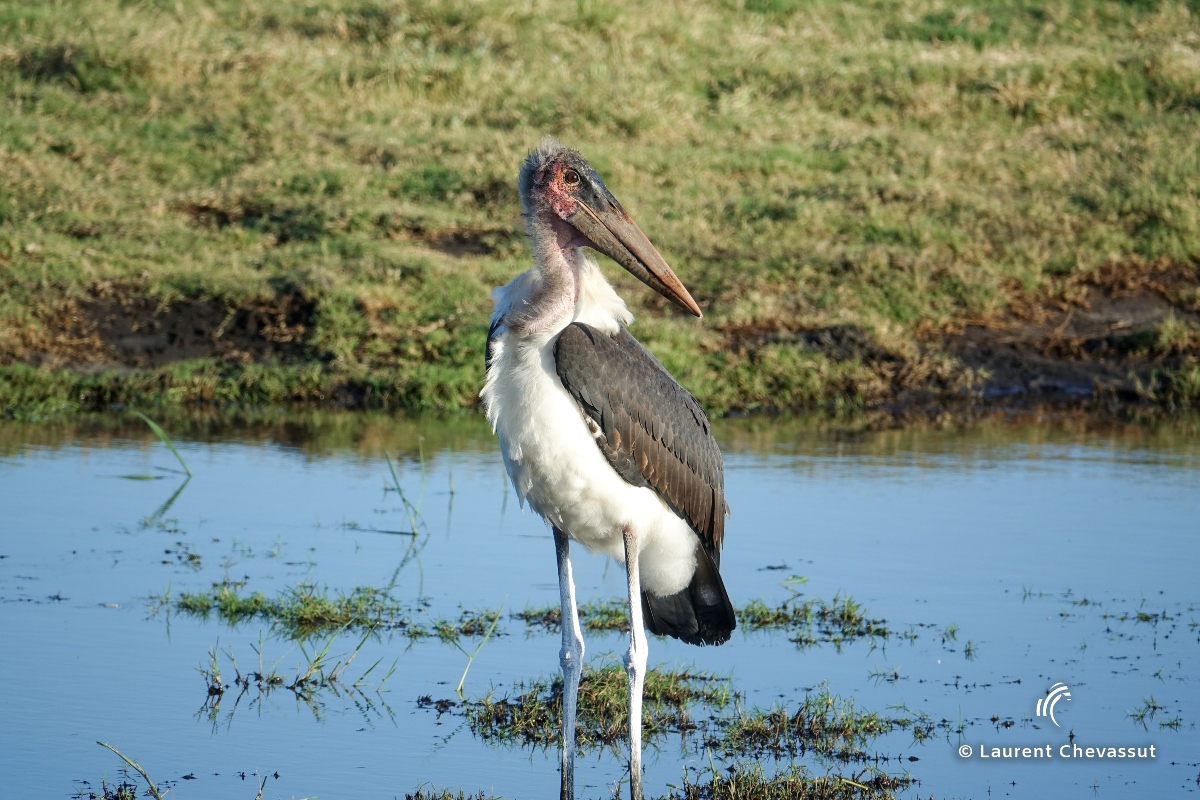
[196,631,397,728]
[465,663,733,750]
[437,608,505,639]
[449,668,955,767]
[655,762,913,800]
[166,576,895,651]
[714,687,895,762]
[1129,696,1167,730]
[517,593,890,647]
[162,541,201,570]
[867,666,902,686]
[433,605,503,697]
[94,742,163,800]
[737,593,890,648]
[404,790,494,800]
[165,579,505,640]
[171,579,415,637]
[515,599,633,633]
[887,703,951,745]
[72,778,140,800]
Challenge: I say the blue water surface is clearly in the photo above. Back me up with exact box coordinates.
[0,415,1197,799]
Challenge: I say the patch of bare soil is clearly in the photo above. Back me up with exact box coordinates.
[10,288,314,371]
[423,227,514,256]
[375,214,518,257]
[947,261,1200,400]
[719,260,1199,409]
[725,323,898,364]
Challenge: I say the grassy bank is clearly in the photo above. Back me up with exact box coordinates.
[3,0,1200,419]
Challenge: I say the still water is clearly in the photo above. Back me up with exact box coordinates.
[1,414,1197,799]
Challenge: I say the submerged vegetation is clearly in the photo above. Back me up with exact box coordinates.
[195,632,398,727]
[4,0,1200,419]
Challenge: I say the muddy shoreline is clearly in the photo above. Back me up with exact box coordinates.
[4,260,1198,420]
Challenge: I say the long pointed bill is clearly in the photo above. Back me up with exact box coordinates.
[565,193,702,318]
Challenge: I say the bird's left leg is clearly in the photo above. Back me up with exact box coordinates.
[622,524,648,800]
[554,527,584,800]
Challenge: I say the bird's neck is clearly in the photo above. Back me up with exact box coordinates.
[517,214,583,336]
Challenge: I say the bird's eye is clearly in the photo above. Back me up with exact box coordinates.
[563,169,581,187]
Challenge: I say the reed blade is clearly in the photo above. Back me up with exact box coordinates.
[133,411,192,476]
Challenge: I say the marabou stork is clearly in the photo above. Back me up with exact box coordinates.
[482,138,736,800]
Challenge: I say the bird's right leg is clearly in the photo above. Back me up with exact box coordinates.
[622,525,648,800]
[554,527,585,800]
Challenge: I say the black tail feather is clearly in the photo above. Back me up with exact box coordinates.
[642,545,736,646]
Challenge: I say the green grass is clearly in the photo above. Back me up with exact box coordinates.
[2,0,1199,417]
[196,630,400,727]
[167,578,892,651]
[172,579,504,641]
[73,780,140,800]
[737,593,890,647]
[169,579,509,642]
[132,410,192,475]
[93,743,164,800]
[515,598,637,633]
[458,664,927,797]
[465,663,733,749]
[171,579,423,638]
[716,688,894,760]
[461,664,920,755]
[514,592,891,646]
[655,762,913,800]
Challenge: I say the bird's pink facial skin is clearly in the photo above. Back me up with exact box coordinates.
[539,162,580,220]
[537,161,594,251]
[533,155,701,317]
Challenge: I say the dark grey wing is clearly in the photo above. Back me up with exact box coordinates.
[485,317,503,373]
[554,322,727,555]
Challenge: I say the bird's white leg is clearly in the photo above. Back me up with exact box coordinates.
[554,528,584,800]
[622,525,648,800]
